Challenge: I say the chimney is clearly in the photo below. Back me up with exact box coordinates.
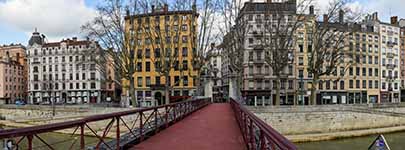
[72,37,77,41]
[372,12,378,21]
[339,9,344,23]
[152,5,155,13]
[309,5,314,15]
[391,16,398,25]
[163,4,168,12]
[323,14,328,23]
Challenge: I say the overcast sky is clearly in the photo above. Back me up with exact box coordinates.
[0,0,404,45]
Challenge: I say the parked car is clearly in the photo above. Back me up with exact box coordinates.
[15,100,26,105]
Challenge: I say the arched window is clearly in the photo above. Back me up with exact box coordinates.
[33,66,38,72]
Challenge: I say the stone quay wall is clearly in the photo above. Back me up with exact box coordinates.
[249,105,405,135]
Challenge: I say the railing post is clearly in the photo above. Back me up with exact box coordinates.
[116,117,120,150]
[260,130,265,150]
[173,105,177,122]
[139,112,144,141]
[27,135,33,150]
[80,124,85,150]
[165,106,169,128]
[154,108,158,134]
[250,119,255,149]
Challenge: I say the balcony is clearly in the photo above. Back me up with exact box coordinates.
[252,73,265,78]
[386,64,397,69]
[386,52,395,58]
[254,59,265,64]
[387,41,394,48]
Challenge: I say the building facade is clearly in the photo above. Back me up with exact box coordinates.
[124,4,198,107]
[27,31,107,104]
[0,44,27,104]
[364,14,402,103]
[239,0,297,106]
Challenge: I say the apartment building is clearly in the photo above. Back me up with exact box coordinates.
[363,14,401,103]
[238,0,297,106]
[0,44,27,104]
[27,30,107,104]
[124,4,198,107]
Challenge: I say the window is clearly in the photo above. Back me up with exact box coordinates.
[362,80,366,88]
[369,80,372,89]
[382,82,386,90]
[82,73,86,80]
[299,45,303,52]
[145,49,151,58]
[155,76,161,85]
[33,66,38,72]
[82,83,86,89]
[146,77,151,86]
[69,73,73,80]
[90,72,96,80]
[349,80,354,88]
[362,68,366,76]
[340,81,344,90]
[174,76,180,86]
[182,47,188,57]
[146,62,151,72]
[349,67,353,76]
[182,36,188,43]
[356,67,360,76]
[182,60,188,70]
[375,68,379,77]
[298,57,303,65]
[76,73,79,80]
[183,76,189,86]
[298,70,304,78]
[91,82,96,89]
[326,81,330,90]
[375,80,379,89]
[249,52,253,61]
[356,80,360,88]
[155,48,161,57]
[137,77,142,87]
[369,68,372,76]
[137,62,142,72]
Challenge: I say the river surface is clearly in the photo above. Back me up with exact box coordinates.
[296,131,405,150]
[0,125,100,149]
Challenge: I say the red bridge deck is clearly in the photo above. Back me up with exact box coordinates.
[131,103,247,150]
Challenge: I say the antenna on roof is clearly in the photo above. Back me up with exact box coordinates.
[34,27,38,32]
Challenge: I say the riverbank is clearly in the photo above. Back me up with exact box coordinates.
[289,125,405,143]
[249,104,405,143]
[0,105,135,138]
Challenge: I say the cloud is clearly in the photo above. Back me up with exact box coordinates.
[362,0,405,22]
[0,0,96,42]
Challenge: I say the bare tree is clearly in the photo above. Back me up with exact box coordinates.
[82,0,147,107]
[307,0,361,105]
[259,0,312,105]
[217,0,250,101]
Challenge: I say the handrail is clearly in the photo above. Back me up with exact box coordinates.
[230,99,297,150]
[0,98,211,150]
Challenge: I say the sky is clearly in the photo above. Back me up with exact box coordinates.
[0,0,404,46]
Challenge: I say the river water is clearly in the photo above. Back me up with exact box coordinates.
[296,131,405,150]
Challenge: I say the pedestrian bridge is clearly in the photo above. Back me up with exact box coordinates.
[0,98,297,150]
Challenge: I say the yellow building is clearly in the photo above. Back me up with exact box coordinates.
[124,4,198,106]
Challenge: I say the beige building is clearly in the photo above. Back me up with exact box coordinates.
[296,11,380,104]
[0,44,27,104]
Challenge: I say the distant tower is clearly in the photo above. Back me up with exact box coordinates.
[28,28,44,46]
